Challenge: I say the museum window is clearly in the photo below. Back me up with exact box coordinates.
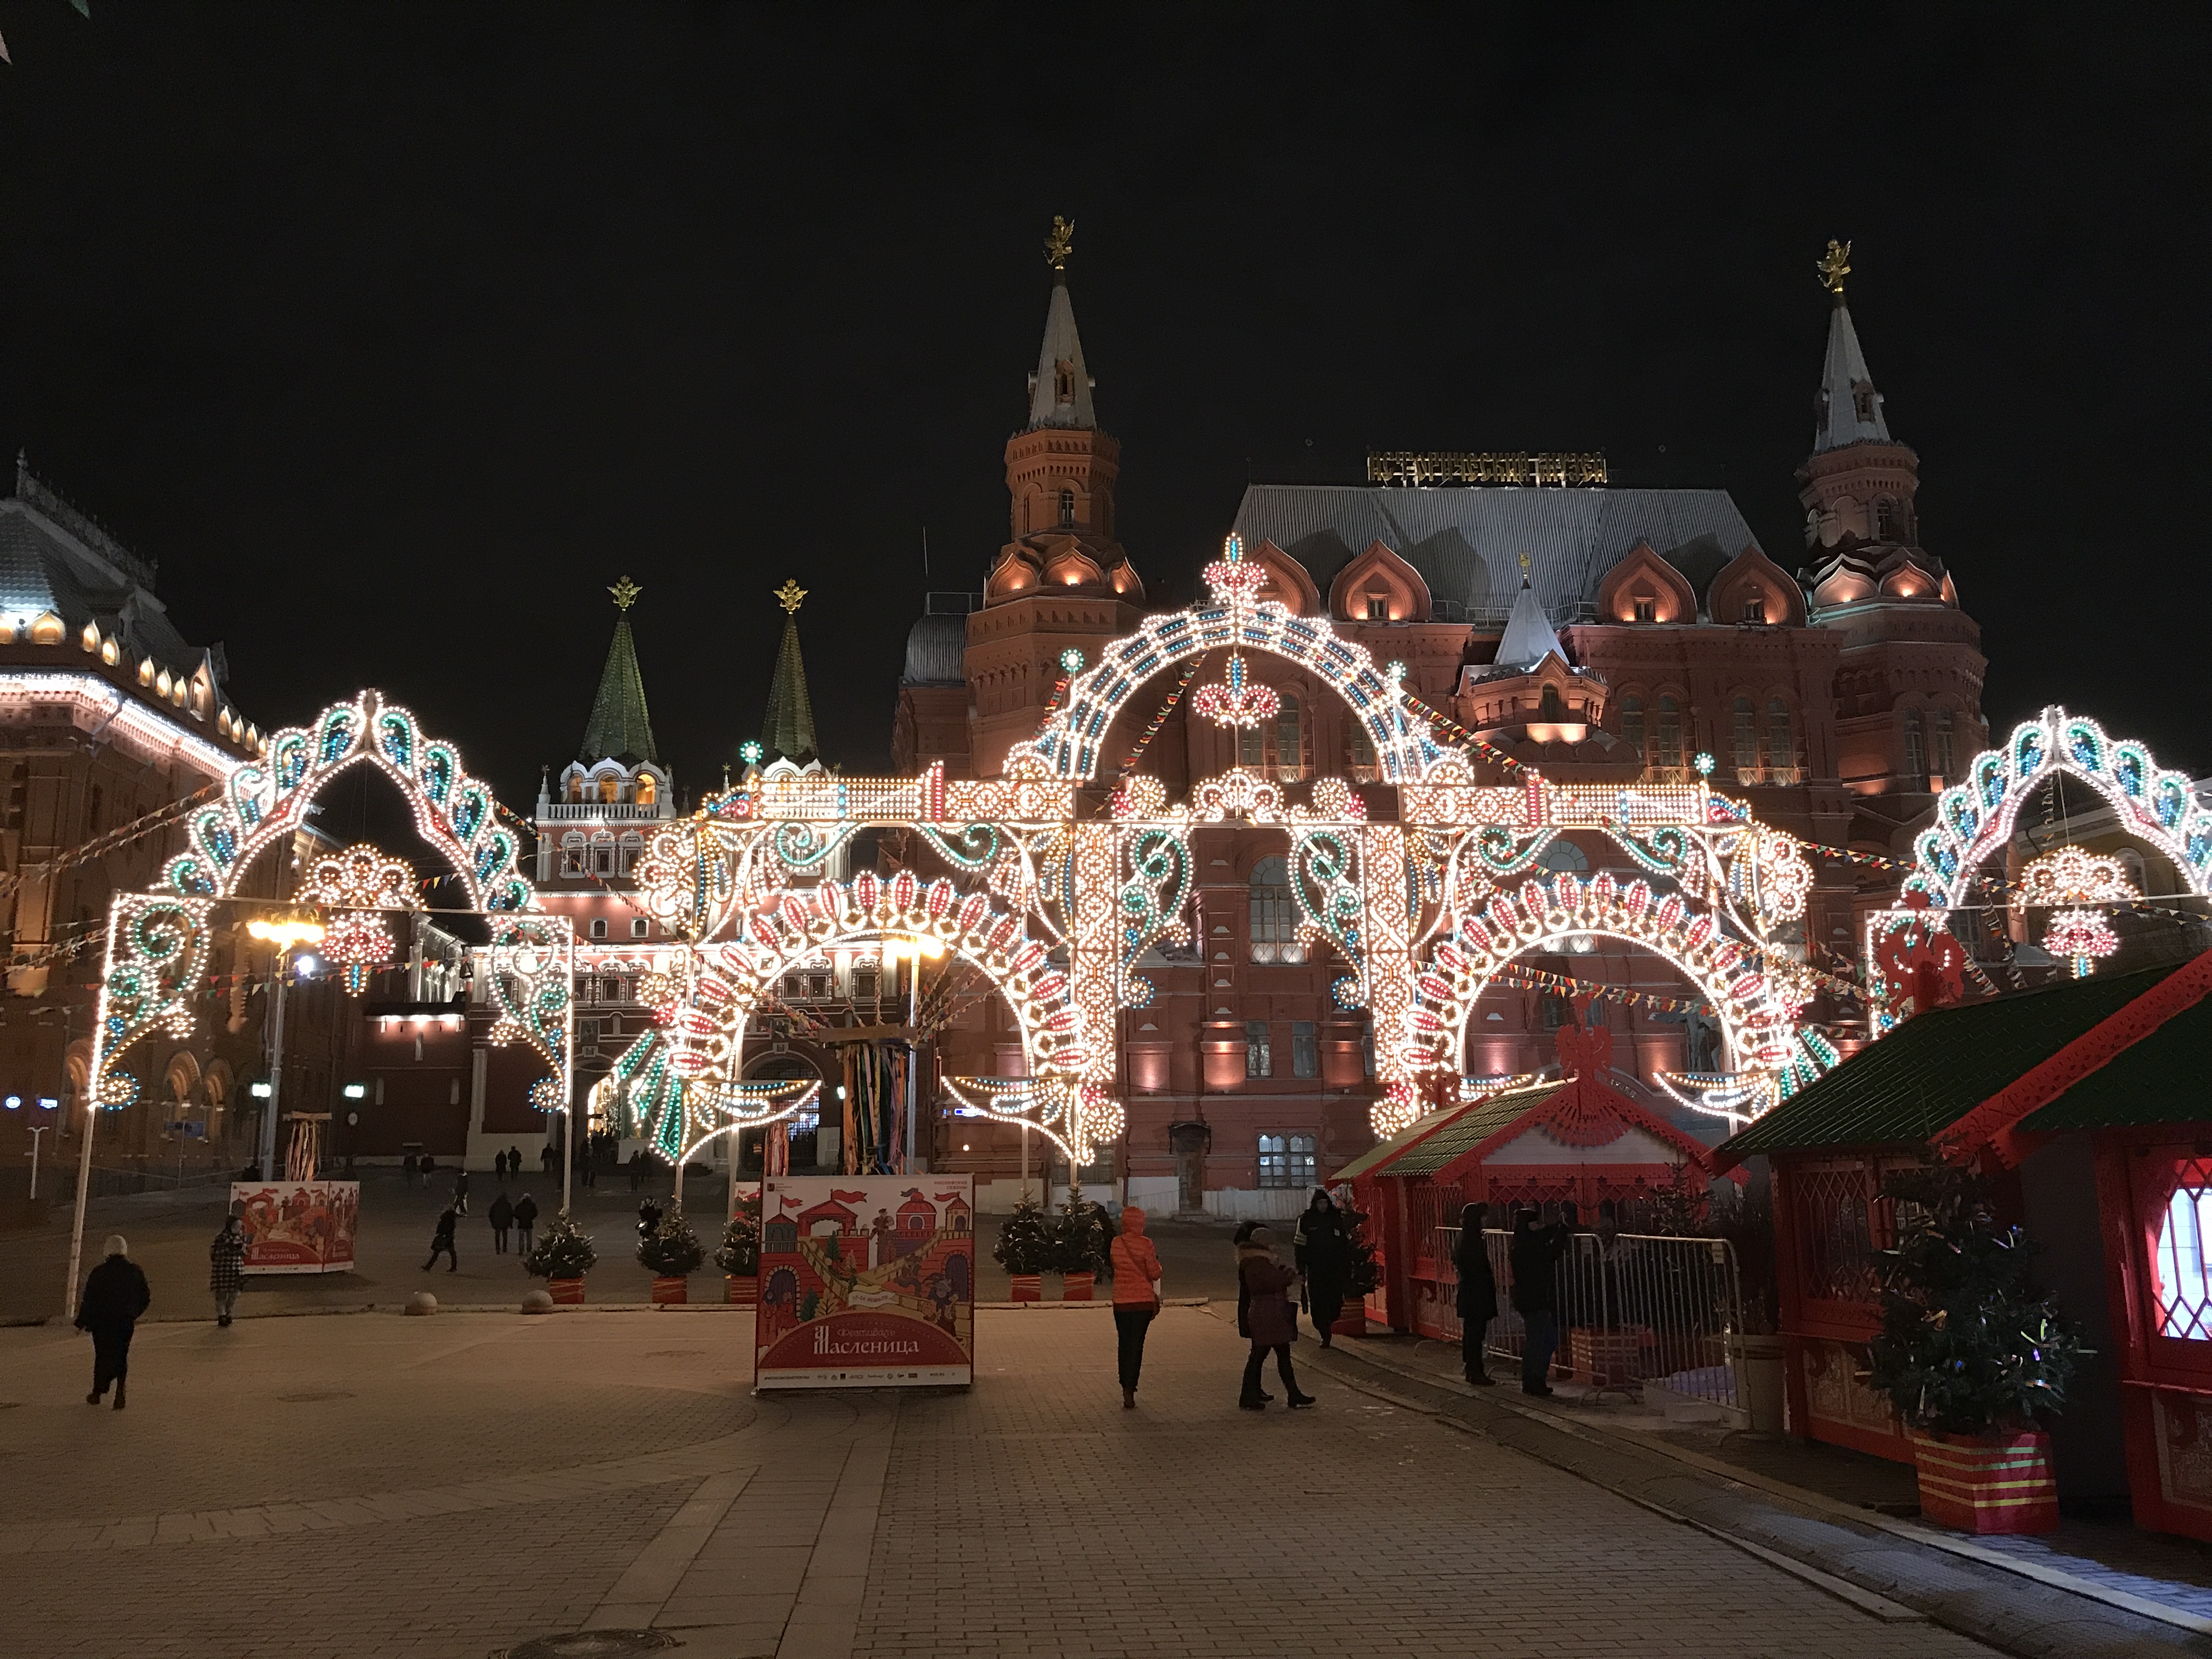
[1347,724,1376,778]
[631,917,650,939]
[1240,721,1265,769]
[1655,696,1682,768]
[1633,597,1656,624]
[1932,709,1956,781]
[1733,698,1758,778]
[1767,699,1794,774]
[1540,684,1565,723]
[589,917,608,940]
[1291,1020,1317,1078]
[1367,594,1389,620]
[1276,695,1305,781]
[1245,1020,1273,1079]
[1901,709,1926,781]
[634,773,657,806]
[1058,488,1075,527]
[1619,695,1644,757]
[598,776,619,803]
[1875,498,1900,541]
[1259,1133,1316,1189]
[1741,596,1766,624]
[1249,856,1300,963]
[1853,385,1876,422]
[579,1018,600,1054]
[560,833,585,876]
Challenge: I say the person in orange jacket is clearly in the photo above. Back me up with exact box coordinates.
[1109,1206,1164,1408]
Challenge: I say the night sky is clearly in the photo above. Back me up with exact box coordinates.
[0,4,2203,813]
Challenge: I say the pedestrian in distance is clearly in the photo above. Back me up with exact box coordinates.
[76,1235,150,1409]
[488,1190,515,1255]
[419,1152,436,1188]
[1294,1188,1352,1349]
[493,1149,507,1183]
[1109,1206,1164,1409]
[1509,1204,1575,1397]
[403,1150,419,1189]
[453,1168,470,1216]
[423,1206,459,1272]
[508,1144,523,1182]
[1453,1203,1498,1385]
[210,1215,247,1327]
[513,1191,539,1252]
[1236,1226,1315,1410]
[541,1143,556,1177]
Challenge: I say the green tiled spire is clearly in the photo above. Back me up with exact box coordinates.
[761,578,818,764]
[580,575,659,765]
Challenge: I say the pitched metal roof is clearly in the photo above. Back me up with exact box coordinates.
[1717,962,2188,1164]
[1330,1082,1566,1181]
[1228,484,1759,622]
[2018,994,2212,1133]
[900,612,966,686]
[580,613,659,766]
[1813,297,1893,453]
[1493,577,1563,670]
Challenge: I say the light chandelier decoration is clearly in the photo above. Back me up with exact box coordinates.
[1190,535,1280,728]
[295,842,420,995]
[2018,844,2136,978]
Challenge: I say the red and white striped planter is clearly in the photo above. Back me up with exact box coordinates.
[651,1276,688,1305]
[1910,1429,2059,1534]
[549,1278,585,1305]
[1061,1271,1095,1302]
[1008,1274,1041,1302]
[726,1274,758,1306]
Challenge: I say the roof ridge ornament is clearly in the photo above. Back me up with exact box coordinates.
[774,578,807,615]
[609,575,642,612]
[1818,238,1852,300]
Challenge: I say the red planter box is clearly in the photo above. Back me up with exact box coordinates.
[726,1274,758,1306]
[549,1278,585,1305]
[652,1276,688,1305]
[1009,1274,1041,1302]
[1911,1429,2059,1534]
[1062,1271,1094,1302]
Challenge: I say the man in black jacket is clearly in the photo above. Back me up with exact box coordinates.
[1508,1204,1576,1397]
[76,1235,151,1409]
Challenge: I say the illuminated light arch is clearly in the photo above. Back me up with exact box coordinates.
[160,689,534,913]
[1904,705,2212,908]
[1402,869,1792,1132]
[1008,535,1451,784]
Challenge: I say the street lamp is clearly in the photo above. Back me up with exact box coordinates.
[248,917,326,1180]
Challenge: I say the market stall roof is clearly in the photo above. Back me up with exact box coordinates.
[1333,1071,1718,1184]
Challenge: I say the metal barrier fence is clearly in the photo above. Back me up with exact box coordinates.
[1432,1227,1745,1409]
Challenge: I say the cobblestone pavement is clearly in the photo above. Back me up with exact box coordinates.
[0,1305,2006,1659]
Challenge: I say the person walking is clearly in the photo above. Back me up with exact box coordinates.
[488,1190,515,1255]
[541,1143,556,1177]
[76,1235,150,1409]
[1453,1202,1498,1385]
[514,1191,539,1253]
[1509,1205,1574,1397]
[403,1150,419,1190]
[1109,1206,1164,1409]
[1236,1226,1314,1410]
[453,1168,470,1217]
[209,1216,247,1327]
[493,1149,508,1183]
[423,1205,459,1272]
[508,1145,523,1183]
[1294,1189,1352,1348]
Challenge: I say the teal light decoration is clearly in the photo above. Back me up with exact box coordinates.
[739,740,764,766]
[1694,752,1716,777]
[1059,648,1086,674]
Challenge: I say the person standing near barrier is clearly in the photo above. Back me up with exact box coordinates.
[209,1215,247,1327]
[1294,1189,1352,1348]
[1509,1205,1573,1397]
[1453,1203,1497,1385]
[1237,1226,1316,1410]
[77,1235,150,1409]
[1109,1206,1164,1408]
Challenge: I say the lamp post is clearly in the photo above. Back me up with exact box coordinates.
[247,918,326,1181]
[24,1121,47,1199]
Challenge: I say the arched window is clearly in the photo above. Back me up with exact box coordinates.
[1347,723,1375,778]
[1539,684,1565,723]
[592,833,615,876]
[1767,698,1793,776]
[1733,698,1758,778]
[560,832,586,877]
[1875,498,1900,541]
[1656,696,1682,768]
[1276,695,1304,782]
[617,832,644,876]
[1901,708,1926,782]
[1240,720,1265,770]
[1620,695,1644,758]
[634,773,657,806]
[1249,855,1302,963]
[565,775,583,803]
[1932,709,1955,782]
[1058,488,1075,528]
[597,775,619,804]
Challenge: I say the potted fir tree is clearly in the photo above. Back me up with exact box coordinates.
[1053,1183,1109,1301]
[524,1214,597,1305]
[994,1195,1052,1301]
[1336,1197,1382,1339]
[1866,1165,2087,1534]
[717,1189,762,1305]
[638,1205,706,1304]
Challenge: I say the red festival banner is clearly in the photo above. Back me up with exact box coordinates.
[754,1175,975,1389]
[230,1180,359,1274]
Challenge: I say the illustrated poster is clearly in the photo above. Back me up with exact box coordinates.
[754,1175,974,1388]
[232,1180,359,1274]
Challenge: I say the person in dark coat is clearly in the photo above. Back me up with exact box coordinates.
[488,1191,515,1255]
[423,1206,459,1272]
[209,1216,247,1327]
[76,1235,150,1409]
[493,1149,508,1183]
[1452,1203,1498,1385]
[452,1169,471,1216]
[1508,1205,1575,1396]
[513,1192,539,1252]
[1293,1189,1353,1348]
[1236,1227,1316,1410]
[403,1150,419,1189]
[507,1144,523,1183]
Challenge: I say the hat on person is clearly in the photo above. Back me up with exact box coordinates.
[1249,1225,1276,1248]
[102,1234,129,1257]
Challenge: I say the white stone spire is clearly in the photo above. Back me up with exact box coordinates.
[1812,246,1891,453]
[1496,559,1562,670]
[1026,267,1096,431]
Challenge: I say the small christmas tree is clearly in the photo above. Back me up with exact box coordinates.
[1052,1182,1109,1275]
[637,1205,705,1278]
[523,1214,597,1281]
[993,1195,1052,1276]
[1866,1163,2089,1437]
[1340,1196,1381,1297]
[715,1189,761,1276]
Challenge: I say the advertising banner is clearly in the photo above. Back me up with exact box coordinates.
[754,1175,974,1389]
[232,1180,359,1274]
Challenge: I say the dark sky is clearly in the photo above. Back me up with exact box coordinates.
[0,3,2204,808]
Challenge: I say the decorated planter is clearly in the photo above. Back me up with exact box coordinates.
[725,1274,758,1306]
[1008,1274,1041,1302]
[1569,1324,1650,1387]
[651,1276,688,1305]
[1331,1311,1369,1339]
[1061,1271,1095,1302]
[1910,1428,2059,1534]
[550,1277,586,1305]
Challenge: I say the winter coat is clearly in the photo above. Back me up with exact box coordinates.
[431,1208,458,1245]
[488,1194,514,1231]
[1295,1201,1353,1294]
[1238,1248,1299,1347]
[77,1256,150,1336]
[513,1195,539,1228]
[209,1229,247,1295]
[1453,1219,1497,1322]
[1109,1208,1162,1306]
[1508,1220,1571,1314]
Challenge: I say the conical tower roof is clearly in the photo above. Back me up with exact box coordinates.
[1028,217,1096,430]
[581,577,659,765]
[1495,561,1563,671]
[1811,240,1892,453]
[761,579,819,765]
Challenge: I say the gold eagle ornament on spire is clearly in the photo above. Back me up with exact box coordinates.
[1818,238,1852,296]
[609,575,642,612]
[774,578,807,614]
[1044,215,1074,271]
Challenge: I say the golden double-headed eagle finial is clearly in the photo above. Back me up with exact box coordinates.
[609,575,642,612]
[1818,238,1852,296]
[774,578,808,615]
[1045,215,1074,270]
